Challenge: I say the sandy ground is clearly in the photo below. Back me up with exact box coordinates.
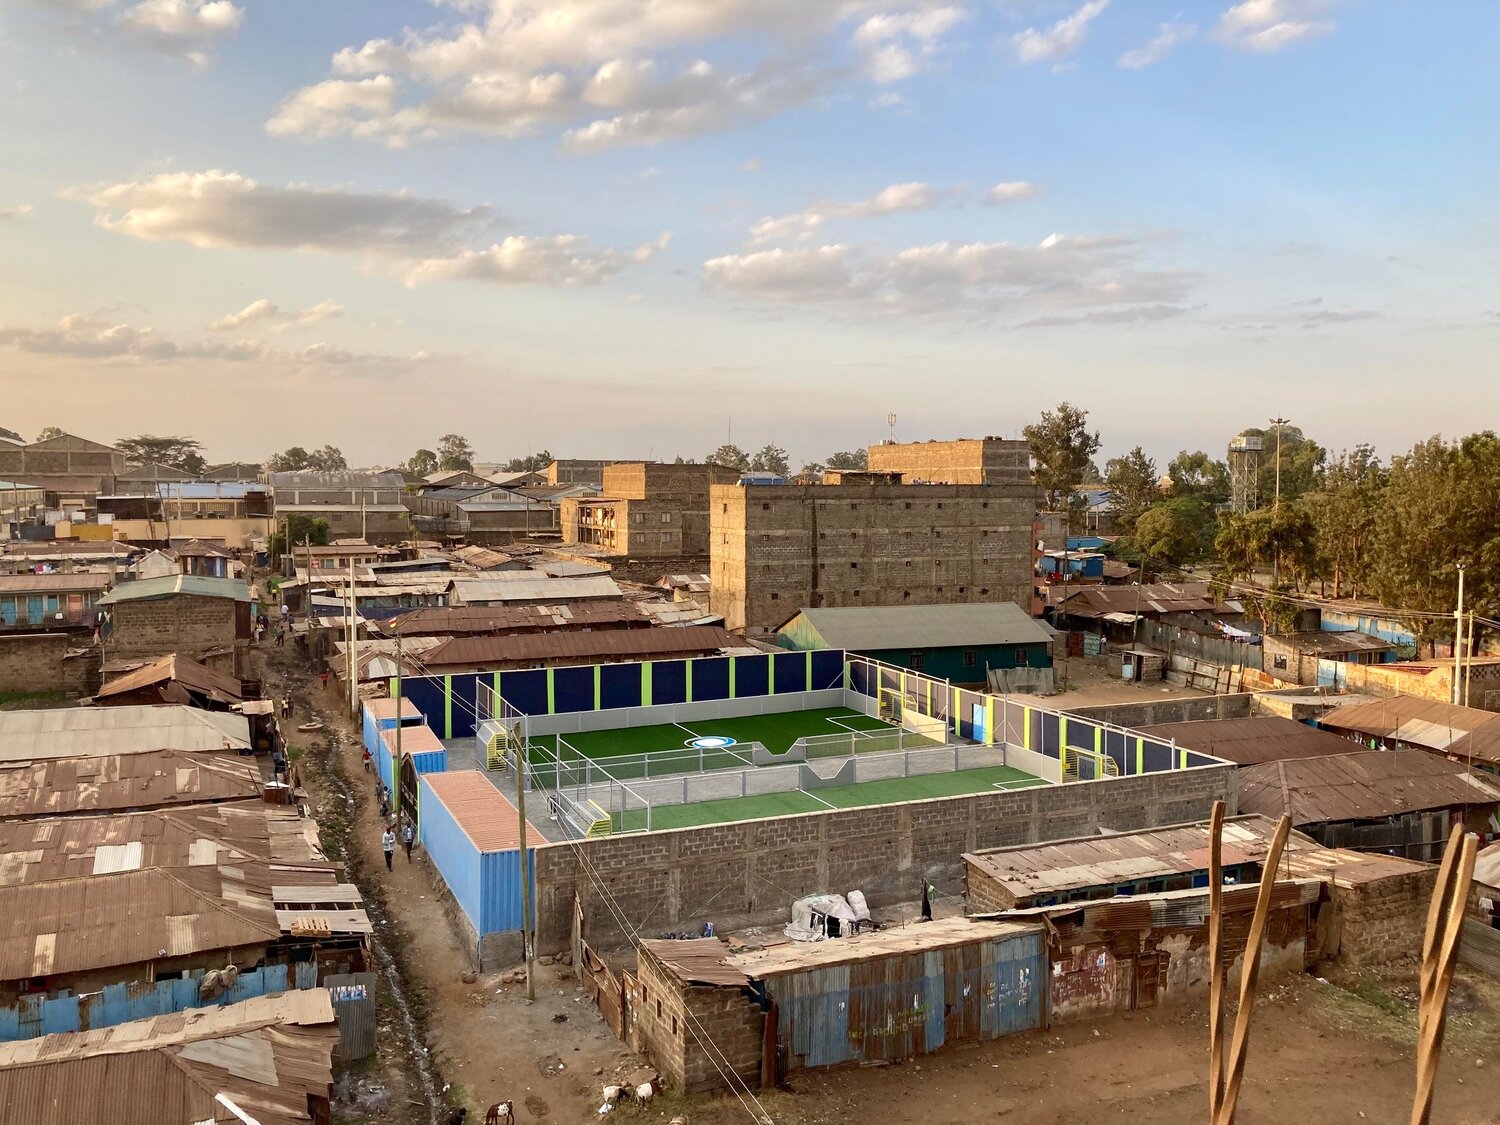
[268,643,1500,1125]
[1005,654,1212,710]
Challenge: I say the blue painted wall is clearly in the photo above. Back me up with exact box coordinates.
[418,774,533,938]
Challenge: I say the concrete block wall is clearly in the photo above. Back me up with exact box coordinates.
[0,633,98,695]
[709,482,1039,632]
[635,953,763,1093]
[866,438,1031,485]
[1063,693,1256,729]
[1325,867,1439,967]
[106,596,242,673]
[535,764,1237,951]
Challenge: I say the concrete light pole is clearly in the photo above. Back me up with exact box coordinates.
[1269,417,1290,588]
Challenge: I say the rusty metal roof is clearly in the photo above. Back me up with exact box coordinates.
[1136,716,1363,767]
[729,916,1042,977]
[419,624,737,668]
[448,574,623,605]
[988,878,1324,931]
[1236,749,1500,825]
[421,770,521,852]
[0,750,264,819]
[0,572,112,593]
[640,938,749,987]
[95,654,244,704]
[963,815,1299,896]
[363,696,422,723]
[1318,695,1500,751]
[1264,630,1396,655]
[384,600,648,636]
[0,865,281,980]
[0,704,251,759]
[0,991,337,1125]
[1447,724,1500,766]
[378,724,445,756]
[1055,582,1223,619]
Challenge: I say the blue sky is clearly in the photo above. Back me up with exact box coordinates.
[1,0,1495,470]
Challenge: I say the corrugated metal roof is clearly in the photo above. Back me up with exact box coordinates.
[1475,841,1500,889]
[0,992,337,1125]
[640,938,749,986]
[421,770,521,853]
[781,602,1053,650]
[97,574,250,606]
[449,574,623,605]
[1237,749,1500,825]
[0,749,265,818]
[383,601,647,636]
[729,916,1041,976]
[964,815,1300,896]
[267,470,405,489]
[363,697,422,723]
[1266,630,1397,655]
[0,705,250,759]
[1318,696,1500,750]
[419,625,737,668]
[1136,716,1363,767]
[1056,582,1222,619]
[378,724,444,756]
[1447,724,1500,766]
[0,572,112,593]
[95,654,244,703]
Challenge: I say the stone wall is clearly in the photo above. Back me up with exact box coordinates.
[0,632,99,695]
[709,481,1039,633]
[106,595,245,675]
[535,764,1237,951]
[634,951,763,1093]
[1063,693,1255,729]
[1322,866,1438,967]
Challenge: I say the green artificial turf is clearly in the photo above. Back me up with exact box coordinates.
[528,707,899,761]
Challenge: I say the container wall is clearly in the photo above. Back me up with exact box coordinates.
[417,774,482,934]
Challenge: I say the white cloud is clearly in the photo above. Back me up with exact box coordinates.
[704,231,1193,319]
[0,312,423,369]
[69,168,655,288]
[749,181,939,244]
[32,0,244,65]
[985,181,1038,205]
[1119,20,1196,69]
[211,298,344,332]
[1213,0,1334,52]
[404,232,670,286]
[1012,0,1110,65]
[1019,304,1191,327]
[269,1,971,149]
[742,158,762,173]
[0,205,33,221]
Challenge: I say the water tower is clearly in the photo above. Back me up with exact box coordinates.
[1228,432,1262,514]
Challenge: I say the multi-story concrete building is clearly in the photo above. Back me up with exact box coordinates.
[267,471,410,544]
[865,437,1031,485]
[560,463,739,558]
[0,433,127,509]
[546,459,617,487]
[709,479,1039,633]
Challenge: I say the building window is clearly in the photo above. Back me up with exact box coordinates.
[633,513,645,524]
[770,592,779,601]
[904,560,912,568]
[661,512,672,523]
[980,588,989,595]
[818,563,825,570]
[853,589,862,597]
[850,562,858,569]
[911,652,925,671]
[963,650,977,667]
[657,999,663,1018]
[762,502,771,511]
[905,502,911,509]
[903,590,911,599]
[672,1015,678,1035]
[762,534,770,541]
[850,503,858,510]
[958,586,966,594]
[982,501,989,509]
[722,503,728,513]
[661,532,673,543]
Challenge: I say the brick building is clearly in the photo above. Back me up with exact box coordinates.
[865,437,1031,485]
[267,470,410,543]
[0,433,127,509]
[709,479,1038,633]
[97,574,253,676]
[560,463,739,558]
[546,458,616,487]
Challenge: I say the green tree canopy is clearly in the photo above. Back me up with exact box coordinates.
[267,445,347,472]
[706,443,750,471]
[503,450,552,472]
[749,443,790,476]
[0,426,21,443]
[1024,401,1101,528]
[436,433,475,472]
[824,449,867,471]
[1131,496,1214,567]
[35,427,65,442]
[1240,424,1326,504]
[405,449,438,476]
[271,515,331,557]
[1103,446,1159,531]
[115,434,207,475]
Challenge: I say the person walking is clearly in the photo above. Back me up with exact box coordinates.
[403,821,415,862]
[361,747,372,773]
[381,827,395,872]
[320,669,329,690]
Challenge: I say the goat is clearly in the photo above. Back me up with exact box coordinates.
[484,1102,513,1124]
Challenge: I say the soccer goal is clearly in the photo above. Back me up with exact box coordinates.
[880,684,950,742]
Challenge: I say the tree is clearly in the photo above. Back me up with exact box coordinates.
[271,515,331,558]
[405,449,438,476]
[1240,424,1326,504]
[1131,497,1214,567]
[1304,444,1385,598]
[749,443,789,476]
[35,426,64,441]
[502,450,552,472]
[115,434,207,475]
[1024,402,1101,530]
[1165,450,1230,505]
[1103,447,1159,531]
[267,445,347,472]
[0,426,21,443]
[798,461,825,481]
[706,443,750,471]
[824,449,867,471]
[436,433,475,472]
[1212,505,1319,628]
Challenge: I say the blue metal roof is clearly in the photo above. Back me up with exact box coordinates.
[156,482,266,500]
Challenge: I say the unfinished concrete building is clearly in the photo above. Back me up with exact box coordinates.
[709,479,1038,633]
[865,437,1031,485]
[560,463,740,558]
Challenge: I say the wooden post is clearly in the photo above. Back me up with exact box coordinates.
[1411,826,1478,1125]
[1207,800,1227,1121]
[1214,814,1292,1125]
[516,746,535,1001]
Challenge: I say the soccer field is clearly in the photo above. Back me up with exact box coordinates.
[527,706,902,761]
[610,764,1048,831]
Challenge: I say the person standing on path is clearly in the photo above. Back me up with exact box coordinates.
[382,827,395,871]
[403,821,415,862]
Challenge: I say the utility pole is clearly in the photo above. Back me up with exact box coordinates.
[1464,611,1475,707]
[347,556,358,717]
[515,743,536,1001]
[392,632,403,831]
[1269,417,1290,588]
[1452,564,1465,705]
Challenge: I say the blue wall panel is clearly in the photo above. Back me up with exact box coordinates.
[499,669,548,717]
[692,656,730,701]
[811,649,845,689]
[553,665,594,713]
[599,662,643,710]
[735,654,769,697]
[773,651,806,694]
[1141,740,1174,773]
[403,675,453,734]
[651,660,687,705]
[418,775,482,935]
[478,848,535,935]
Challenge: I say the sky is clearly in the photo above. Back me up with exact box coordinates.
[0,0,1495,472]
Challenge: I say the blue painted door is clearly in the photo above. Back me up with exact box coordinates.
[971,703,987,744]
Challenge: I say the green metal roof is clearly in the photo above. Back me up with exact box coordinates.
[97,574,251,606]
[779,601,1052,651]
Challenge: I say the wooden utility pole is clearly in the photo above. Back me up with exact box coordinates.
[392,632,403,832]
[1207,800,1227,1122]
[515,745,536,1001]
[346,557,358,717]
[1411,825,1478,1125]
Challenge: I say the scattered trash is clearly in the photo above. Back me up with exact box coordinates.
[552,1013,568,1024]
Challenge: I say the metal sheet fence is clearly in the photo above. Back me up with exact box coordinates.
[326,972,378,1060]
